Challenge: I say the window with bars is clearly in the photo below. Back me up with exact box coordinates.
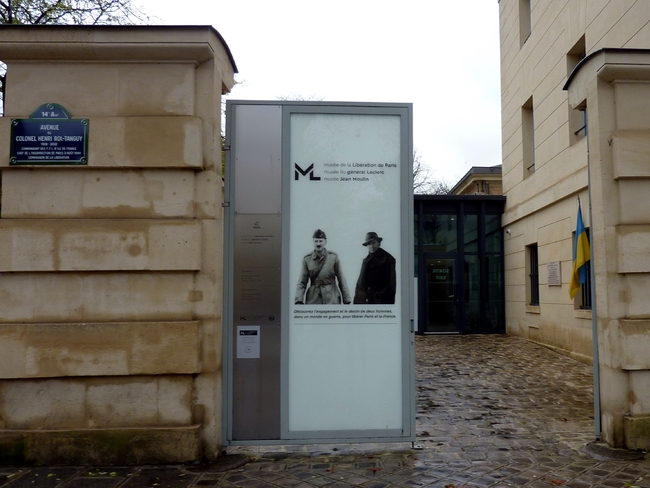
[527,243,539,306]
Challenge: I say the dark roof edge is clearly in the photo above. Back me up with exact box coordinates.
[449,165,502,194]
[563,47,650,91]
[414,194,506,201]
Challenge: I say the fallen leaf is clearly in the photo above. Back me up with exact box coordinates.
[368,467,381,473]
[549,480,565,486]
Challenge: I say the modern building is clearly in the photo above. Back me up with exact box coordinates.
[414,195,506,335]
[499,0,650,449]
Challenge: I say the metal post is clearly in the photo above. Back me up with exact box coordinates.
[585,113,601,440]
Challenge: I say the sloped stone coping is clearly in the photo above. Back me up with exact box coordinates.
[583,441,646,461]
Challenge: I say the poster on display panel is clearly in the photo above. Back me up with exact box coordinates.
[288,111,405,434]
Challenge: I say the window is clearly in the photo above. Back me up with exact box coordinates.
[522,97,535,176]
[519,0,532,46]
[567,37,587,144]
[566,36,586,75]
[527,243,539,306]
[574,107,587,140]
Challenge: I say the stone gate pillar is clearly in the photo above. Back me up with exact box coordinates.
[566,49,650,451]
[0,25,236,464]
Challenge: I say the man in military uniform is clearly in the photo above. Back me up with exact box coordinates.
[353,232,396,304]
[295,229,351,305]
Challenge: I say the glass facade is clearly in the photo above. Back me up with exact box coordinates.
[414,195,506,334]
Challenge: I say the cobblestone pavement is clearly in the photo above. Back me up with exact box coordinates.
[2,335,649,487]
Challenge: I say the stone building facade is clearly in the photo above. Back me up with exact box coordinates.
[499,0,650,449]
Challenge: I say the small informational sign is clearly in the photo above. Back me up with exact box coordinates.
[547,261,561,286]
[10,103,88,165]
[236,326,261,359]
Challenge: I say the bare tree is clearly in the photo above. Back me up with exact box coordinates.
[1,0,150,113]
[413,150,452,194]
[276,92,324,101]
[0,0,147,25]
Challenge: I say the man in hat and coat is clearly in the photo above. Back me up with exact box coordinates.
[353,232,396,304]
[295,229,352,305]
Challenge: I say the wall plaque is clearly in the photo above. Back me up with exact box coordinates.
[10,103,88,165]
[547,261,561,286]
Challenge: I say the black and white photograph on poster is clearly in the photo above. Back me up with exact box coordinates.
[288,111,405,433]
[294,229,352,305]
[290,113,402,322]
[353,231,396,305]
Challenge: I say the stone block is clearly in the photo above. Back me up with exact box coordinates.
[0,272,194,323]
[86,380,158,427]
[619,179,650,224]
[1,169,195,219]
[0,219,200,272]
[0,376,193,429]
[615,82,650,131]
[88,117,202,168]
[630,370,650,415]
[616,225,650,273]
[158,377,194,425]
[4,62,196,117]
[619,319,650,370]
[613,131,650,178]
[0,116,202,168]
[0,379,86,429]
[623,274,650,318]
[624,415,650,451]
[0,321,199,379]
[0,426,200,465]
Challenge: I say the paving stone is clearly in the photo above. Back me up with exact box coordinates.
[4,336,650,487]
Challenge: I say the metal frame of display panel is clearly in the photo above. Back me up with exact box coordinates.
[223,100,415,446]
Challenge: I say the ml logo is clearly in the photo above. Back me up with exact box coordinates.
[294,163,321,181]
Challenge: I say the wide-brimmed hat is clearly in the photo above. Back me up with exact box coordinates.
[313,229,327,239]
[363,232,383,246]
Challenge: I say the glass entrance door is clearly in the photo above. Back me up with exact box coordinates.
[425,257,457,333]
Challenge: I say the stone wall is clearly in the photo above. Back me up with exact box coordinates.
[0,25,236,464]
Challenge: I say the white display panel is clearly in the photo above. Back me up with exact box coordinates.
[288,113,403,433]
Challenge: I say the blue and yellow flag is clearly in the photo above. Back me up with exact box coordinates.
[569,201,590,299]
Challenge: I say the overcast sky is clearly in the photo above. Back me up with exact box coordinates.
[137,0,502,185]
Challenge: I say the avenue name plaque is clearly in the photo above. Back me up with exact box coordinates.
[10,103,88,165]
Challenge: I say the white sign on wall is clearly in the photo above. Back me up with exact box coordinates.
[236,326,260,359]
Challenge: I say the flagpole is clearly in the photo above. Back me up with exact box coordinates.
[585,120,601,440]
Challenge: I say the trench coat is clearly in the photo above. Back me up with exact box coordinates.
[353,247,397,304]
[295,249,351,304]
